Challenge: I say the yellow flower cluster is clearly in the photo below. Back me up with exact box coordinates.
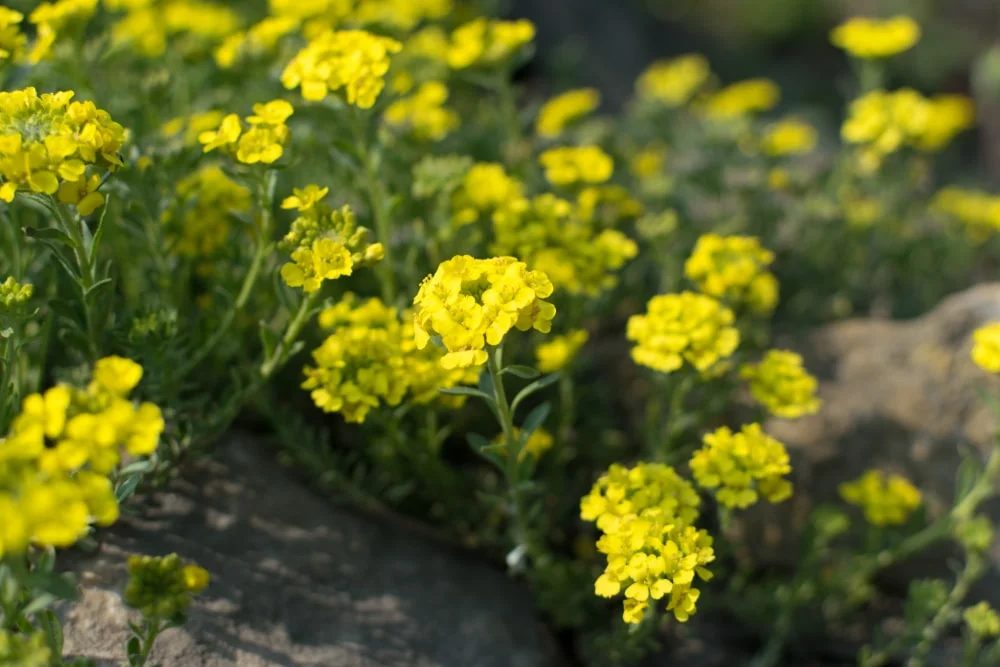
[124,553,210,620]
[0,87,125,215]
[932,186,1000,242]
[199,99,293,165]
[689,423,793,509]
[492,427,554,462]
[761,117,818,156]
[626,292,740,374]
[451,162,524,226]
[964,602,1000,638]
[305,294,479,422]
[412,255,556,369]
[971,322,1000,373]
[0,7,26,64]
[919,95,976,151]
[636,54,711,107]
[683,233,779,313]
[278,186,384,293]
[703,79,780,120]
[28,0,98,62]
[536,329,589,373]
[830,15,920,59]
[215,16,298,69]
[384,81,459,141]
[107,0,241,57]
[161,165,251,260]
[740,350,821,419]
[491,194,638,295]
[0,276,32,308]
[538,145,614,186]
[535,88,601,138]
[446,18,535,69]
[839,470,921,526]
[580,462,714,623]
[281,30,402,107]
[0,357,164,556]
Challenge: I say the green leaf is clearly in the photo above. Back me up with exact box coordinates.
[467,433,504,470]
[258,321,278,359]
[955,448,984,504]
[85,278,113,301]
[115,474,141,503]
[24,571,77,602]
[119,459,153,476]
[20,593,57,618]
[127,636,142,664]
[88,194,112,269]
[518,402,551,443]
[438,386,493,402]
[39,610,63,656]
[511,372,562,415]
[477,368,494,397]
[501,365,540,380]
[25,226,79,250]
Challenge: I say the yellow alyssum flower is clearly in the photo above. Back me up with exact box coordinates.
[630,145,667,179]
[384,81,459,141]
[279,198,382,293]
[535,88,600,138]
[703,79,779,120]
[841,88,930,157]
[689,424,793,509]
[741,350,821,419]
[626,291,740,374]
[281,30,402,107]
[840,470,921,526]
[451,162,524,226]
[0,87,125,214]
[0,7,26,64]
[351,0,452,32]
[491,194,638,296]
[446,18,534,69]
[536,329,589,373]
[162,165,251,260]
[931,186,1000,243]
[636,54,711,107]
[198,99,293,165]
[830,15,920,59]
[28,0,98,62]
[402,25,450,64]
[539,145,614,186]
[0,276,32,308]
[108,6,165,56]
[964,602,1000,638]
[412,256,556,369]
[581,462,713,624]
[972,322,1000,373]
[684,233,779,314]
[917,94,975,152]
[125,554,210,619]
[215,16,298,69]
[761,117,817,156]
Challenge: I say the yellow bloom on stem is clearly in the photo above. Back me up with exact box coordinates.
[0,7,26,64]
[965,602,1000,638]
[841,88,931,158]
[539,145,614,186]
[198,100,292,165]
[282,184,329,212]
[626,292,740,375]
[972,322,1000,373]
[451,162,523,226]
[684,233,779,314]
[703,79,779,120]
[689,423,793,509]
[740,350,821,419]
[636,54,711,107]
[931,187,1000,243]
[830,15,920,59]
[0,276,32,308]
[446,18,535,69]
[125,554,209,619]
[535,329,589,373]
[384,81,459,141]
[839,470,921,526]
[28,0,98,62]
[761,117,817,156]
[917,94,975,152]
[535,88,600,138]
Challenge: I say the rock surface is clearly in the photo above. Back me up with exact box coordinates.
[60,437,558,667]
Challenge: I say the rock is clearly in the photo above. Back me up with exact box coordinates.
[60,436,559,667]
[740,284,1000,589]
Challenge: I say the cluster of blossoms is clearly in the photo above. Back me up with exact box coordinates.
[303,294,479,422]
[491,194,638,296]
[161,165,251,261]
[278,185,384,294]
[0,357,164,556]
[636,54,711,108]
[492,427,554,462]
[538,145,614,187]
[702,79,780,120]
[0,276,32,308]
[760,117,818,157]
[215,16,298,69]
[535,329,589,373]
[932,187,1000,242]
[684,234,779,314]
[964,602,1000,639]
[971,322,1000,373]
[412,256,556,369]
[26,0,99,62]
[689,424,793,509]
[740,350,821,419]
[830,15,921,59]
[535,88,601,139]
[124,553,210,620]
[281,29,402,107]
[451,162,524,226]
[0,87,125,214]
[0,7,25,65]
[199,99,294,165]
[0,630,50,666]
[839,470,922,526]
[106,0,241,58]
[384,81,459,141]
[580,462,714,623]
[627,292,740,375]
[446,18,534,69]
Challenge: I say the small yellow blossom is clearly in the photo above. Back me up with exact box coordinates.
[539,145,614,186]
[703,79,779,120]
[741,350,821,419]
[841,88,931,158]
[28,0,98,62]
[839,470,921,526]
[125,554,209,619]
[636,55,711,107]
[536,330,589,373]
[446,18,535,69]
[384,81,459,141]
[761,118,818,156]
[690,423,793,509]
[932,187,1000,242]
[917,94,975,152]
[214,16,298,69]
[830,16,920,59]
[0,7,26,64]
[451,162,523,226]
[972,322,1000,373]
[535,88,600,138]
[964,602,1000,638]
[630,145,667,179]
[0,276,32,308]
[198,100,292,165]
[684,234,779,313]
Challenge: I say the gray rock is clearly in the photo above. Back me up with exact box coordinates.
[60,437,559,667]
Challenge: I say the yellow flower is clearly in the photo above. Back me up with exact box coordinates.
[28,0,98,62]
[90,356,143,396]
[917,94,975,152]
[0,276,32,308]
[182,565,211,593]
[830,15,920,59]
[281,239,353,294]
[199,101,292,166]
[281,30,402,107]
[964,602,1000,638]
[839,470,921,526]
[451,162,523,226]
[214,16,298,69]
[535,88,600,138]
[684,234,778,313]
[703,79,779,120]
[536,330,589,373]
[412,256,556,369]
[972,322,1000,373]
[761,118,817,156]
[741,350,821,419]
[636,55,711,107]
[0,7,26,64]
[626,292,740,374]
[125,554,209,619]
[384,81,459,141]
[539,145,614,186]
[841,89,931,157]
[446,18,535,69]
[282,184,329,212]
[689,424,793,509]
[630,145,667,179]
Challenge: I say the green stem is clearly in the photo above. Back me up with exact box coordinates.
[135,618,163,667]
[906,556,984,667]
[352,111,396,305]
[54,202,99,361]
[259,291,320,380]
